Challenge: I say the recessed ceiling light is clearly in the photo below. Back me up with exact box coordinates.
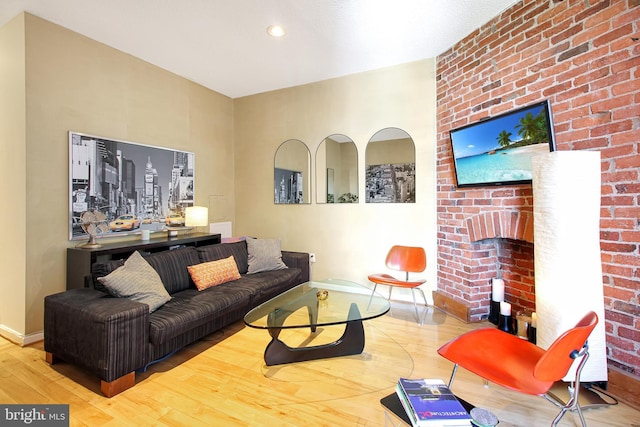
[267,25,286,38]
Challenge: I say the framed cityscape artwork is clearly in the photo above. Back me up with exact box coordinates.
[69,131,195,240]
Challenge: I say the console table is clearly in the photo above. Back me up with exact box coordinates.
[66,232,221,289]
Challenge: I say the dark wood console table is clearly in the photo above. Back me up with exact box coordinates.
[66,232,221,289]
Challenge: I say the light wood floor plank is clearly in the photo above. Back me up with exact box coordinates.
[1,303,639,426]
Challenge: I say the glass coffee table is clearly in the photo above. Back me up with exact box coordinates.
[244,279,390,366]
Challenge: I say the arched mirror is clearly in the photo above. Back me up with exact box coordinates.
[316,134,359,203]
[365,128,416,203]
[274,139,311,204]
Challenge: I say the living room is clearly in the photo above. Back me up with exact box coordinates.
[1,0,639,425]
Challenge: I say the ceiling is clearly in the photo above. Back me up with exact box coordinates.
[0,0,518,99]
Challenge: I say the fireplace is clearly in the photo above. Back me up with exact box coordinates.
[434,210,536,322]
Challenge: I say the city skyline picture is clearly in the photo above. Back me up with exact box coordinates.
[69,131,195,240]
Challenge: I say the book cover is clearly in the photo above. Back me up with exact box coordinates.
[396,378,471,426]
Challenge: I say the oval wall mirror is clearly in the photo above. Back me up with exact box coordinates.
[274,139,311,204]
[315,134,359,203]
[365,128,416,203]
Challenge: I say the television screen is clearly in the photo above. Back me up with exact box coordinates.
[449,100,556,187]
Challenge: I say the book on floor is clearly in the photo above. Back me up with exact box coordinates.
[395,378,472,427]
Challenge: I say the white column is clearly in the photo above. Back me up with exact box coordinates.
[532,151,607,382]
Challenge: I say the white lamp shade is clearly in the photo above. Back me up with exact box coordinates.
[185,206,208,227]
[532,151,607,382]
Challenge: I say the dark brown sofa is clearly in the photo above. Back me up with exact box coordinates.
[44,240,309,397]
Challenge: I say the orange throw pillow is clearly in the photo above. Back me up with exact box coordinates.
[188,256,241,291]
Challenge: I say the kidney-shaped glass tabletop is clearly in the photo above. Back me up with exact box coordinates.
[244,279,390,329]
[243,279,390,366]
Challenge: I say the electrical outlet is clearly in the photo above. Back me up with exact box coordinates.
[309,253,316,263]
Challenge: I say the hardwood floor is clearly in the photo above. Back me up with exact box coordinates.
[1,303,639,426]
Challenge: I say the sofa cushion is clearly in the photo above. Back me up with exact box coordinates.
[148,285,253,345]
[197,241,249,274]
[232,268,303,305]
[187,256,241,291]
[91,259,125,292]
[97,251,171,313]
[143,246,201,294]
[246,237,287,274]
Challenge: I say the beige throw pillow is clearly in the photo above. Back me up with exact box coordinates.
[98,251,171,312]
[246,237,288,274]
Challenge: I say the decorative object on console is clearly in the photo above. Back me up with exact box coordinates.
[449,99,556,188]
[532,151,607,383]
[76,210,109,248]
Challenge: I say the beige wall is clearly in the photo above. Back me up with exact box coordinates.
[1,13,234,341]
[1,13,436,341]
[0,15,27,340]
[234,60,437,291]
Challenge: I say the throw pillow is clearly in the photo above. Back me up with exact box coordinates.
[187,256,241,291]
[246,237,288,274]
[97,251,171,312]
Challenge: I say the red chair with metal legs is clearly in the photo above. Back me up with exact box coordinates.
[368,245,428,324]
[437,311,598,427]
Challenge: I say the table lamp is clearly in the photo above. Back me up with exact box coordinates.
[185,206,208,234]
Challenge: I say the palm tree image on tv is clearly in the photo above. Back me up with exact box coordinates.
[449,101,555,187]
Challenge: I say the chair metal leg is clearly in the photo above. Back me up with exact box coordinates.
[367,284,378,311]
[416,286,429,306]
[447,364,459,388]
[410,288,422,325]
[549,345,590,427]
[410,287,429,325]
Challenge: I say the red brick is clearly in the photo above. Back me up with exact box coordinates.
[615,155,640,170]
[591,93,635,112]
[572,112,611,129]
[594,23,633,47]
[612,78,640,95]
[575,0,613,25]
[611,129,640,146]
[590,119,634,137]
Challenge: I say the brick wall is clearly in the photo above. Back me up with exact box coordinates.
[436,0,639,377]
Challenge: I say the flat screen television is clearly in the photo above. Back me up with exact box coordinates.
[449,100,556,188]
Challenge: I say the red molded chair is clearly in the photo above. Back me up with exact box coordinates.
[437,311,598,427]
[368,245,428,324]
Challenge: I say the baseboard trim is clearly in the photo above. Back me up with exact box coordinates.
[0,324,44,346]
[432,291,471,323]
[608,366,640,410]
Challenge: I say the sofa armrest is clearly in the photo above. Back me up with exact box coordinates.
[282,251,310,282]
[44,288,149,382]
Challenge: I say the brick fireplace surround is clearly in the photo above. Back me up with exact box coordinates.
[434,0,639,406]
